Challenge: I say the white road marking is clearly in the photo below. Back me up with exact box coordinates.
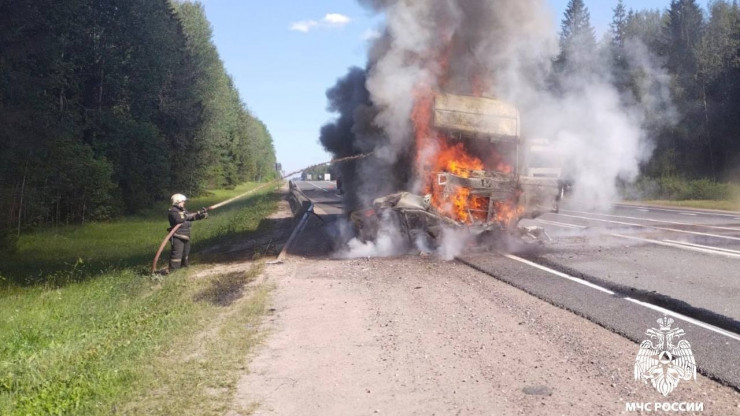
[611,233,740,260]
[636,208,649,212]
[536,214,740,258]
[555,212,740,242]
[734,217,740,220]
[501,254,740,342]
[623,298,740,342]
[663,239,740,256]
[679,212,697,216]
[617,204,740,218]
[562,209,740,232]
[537,214,740,259]
[535,219,586,229]
[302,181,330,192]
[503,254,615,295]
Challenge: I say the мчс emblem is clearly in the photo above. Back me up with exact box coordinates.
[634,316,696,396]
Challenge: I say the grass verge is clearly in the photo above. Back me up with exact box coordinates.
[0,182,280,285]
[0,182,282,415]
[1,265,272,415]
[634,200,740,212]
[621,177,740,212]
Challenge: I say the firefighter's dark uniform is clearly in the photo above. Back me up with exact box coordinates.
[168,205,206,270]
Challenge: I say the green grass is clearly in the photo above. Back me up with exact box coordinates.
[124,270,271,416]
[0,182,281,415]
[0,182,281,286]
[1,266,272,415]
[622,176,740,211]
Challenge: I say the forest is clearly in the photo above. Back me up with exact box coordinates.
[3,0,740,252]
[561,0,740,186]
[0,0,277,250]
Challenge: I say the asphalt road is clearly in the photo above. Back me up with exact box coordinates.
[292,180,344,216]
[293,181,740,390]
[523,204,740,323]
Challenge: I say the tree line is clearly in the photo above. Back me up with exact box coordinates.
[558,0,740,182]
[0,0,277,250]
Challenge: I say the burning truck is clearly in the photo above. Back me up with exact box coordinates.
[350,92,563,248]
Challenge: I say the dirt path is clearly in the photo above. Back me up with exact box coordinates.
[229,253,740,415]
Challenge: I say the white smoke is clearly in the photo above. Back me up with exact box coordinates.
[362,0,670,211]
[335,210,408,259]
[333,0,674,258]
[522,81,652,210]
[364,1,441,160]
[436,226,473,261]
[621,38,676,126]
[512,38,672,210]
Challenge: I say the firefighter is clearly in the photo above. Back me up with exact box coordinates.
[168,193,208,271]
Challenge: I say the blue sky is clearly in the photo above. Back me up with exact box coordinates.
[198,0,678,174]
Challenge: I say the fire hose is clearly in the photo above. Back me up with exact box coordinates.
[151,152,372,274]
[270,201,315,264]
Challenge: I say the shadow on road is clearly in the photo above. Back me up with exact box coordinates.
[286,214,344,258]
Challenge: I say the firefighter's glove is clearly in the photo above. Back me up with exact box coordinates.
[196,209,208,220]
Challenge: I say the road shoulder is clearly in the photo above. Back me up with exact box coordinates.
[230,256,740,415]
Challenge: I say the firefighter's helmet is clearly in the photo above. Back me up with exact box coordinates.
[171,193,187,205]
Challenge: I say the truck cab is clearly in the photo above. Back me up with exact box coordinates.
[350,93,562,246]
[432,93,562,223]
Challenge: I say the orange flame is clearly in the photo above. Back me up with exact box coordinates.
[494,199,525,225]
[411,90,523,226]
[434,141,484,176]
[430,140,485,223]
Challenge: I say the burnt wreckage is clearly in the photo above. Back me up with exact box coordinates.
[351,93,564,246]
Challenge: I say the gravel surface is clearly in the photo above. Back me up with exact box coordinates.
[230,255,740,415]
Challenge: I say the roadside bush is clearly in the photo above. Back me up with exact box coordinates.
[686,179,729,200]
[622,176,735,201]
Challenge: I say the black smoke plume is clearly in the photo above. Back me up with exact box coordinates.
[319,66,412,212]
[321,0,666,217]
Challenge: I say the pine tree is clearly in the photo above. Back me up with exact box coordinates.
[0,0,277,238]
[662,0,708,176]
[697,0,740,174]
[611,0,628,50]
[663,0,705,83]
[556,0,598,74]
[609,0,631,95]
[624,9,664,51]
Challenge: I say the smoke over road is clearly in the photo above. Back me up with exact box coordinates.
[320,0,672,256]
